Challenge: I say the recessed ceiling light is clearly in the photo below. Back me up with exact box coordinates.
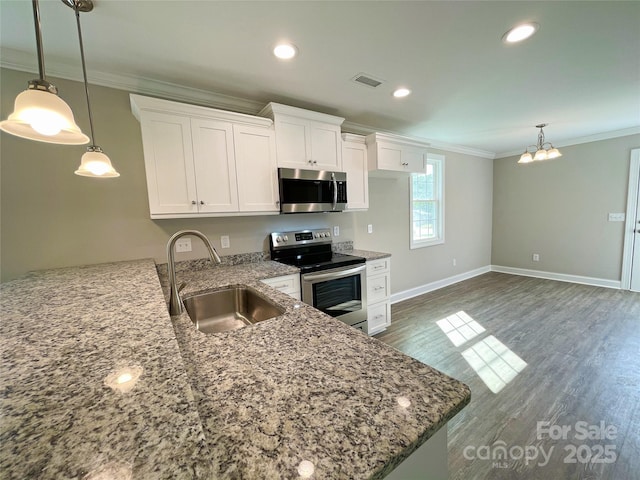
[393,87,411,98]
[273,43,298,60]
[503,23,539,43]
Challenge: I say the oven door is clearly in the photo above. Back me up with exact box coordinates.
[301,264,367,327]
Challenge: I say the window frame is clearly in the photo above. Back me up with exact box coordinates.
[410,153,445,249]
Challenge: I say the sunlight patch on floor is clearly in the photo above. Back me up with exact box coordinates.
[461,335,528,393]
[436,311,486,347]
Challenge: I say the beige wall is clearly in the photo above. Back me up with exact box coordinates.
[353,149,494,294]
[492,134,640,281]
[0,68,355,282]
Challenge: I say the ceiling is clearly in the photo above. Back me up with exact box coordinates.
[1,0,639,157]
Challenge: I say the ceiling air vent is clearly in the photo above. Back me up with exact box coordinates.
[351,73,384,88]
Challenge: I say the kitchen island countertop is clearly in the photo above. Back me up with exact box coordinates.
[1,257,469,479]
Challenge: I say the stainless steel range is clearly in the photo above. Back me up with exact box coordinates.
[269,228,368,332]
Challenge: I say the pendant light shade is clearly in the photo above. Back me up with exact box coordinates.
[66,0,120,178]
[0,1,89,145]
[74,146,119,177]
[1,87,89,144]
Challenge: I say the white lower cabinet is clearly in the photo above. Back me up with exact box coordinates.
[366,257,391,335]
[261,274,301,301]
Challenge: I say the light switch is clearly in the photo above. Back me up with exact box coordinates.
[608,213,625,222]
[367,224,373,234]
[333,226,340,236]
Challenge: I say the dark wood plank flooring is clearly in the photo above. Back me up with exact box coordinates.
[375,272,640,480]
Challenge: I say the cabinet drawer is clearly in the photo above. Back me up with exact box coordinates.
[368,301,391,335]
[367,274,390,303]
[367,258,390,276]
[261,274,300,296]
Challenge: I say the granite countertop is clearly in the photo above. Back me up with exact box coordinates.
[0,259,211,479]
[1,256,469,479]
[166,258,469,479]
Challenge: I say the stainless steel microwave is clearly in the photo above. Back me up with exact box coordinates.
[278,168,347,213]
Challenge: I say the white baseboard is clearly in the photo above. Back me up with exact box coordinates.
[390,264,622,305]
[490,265,621,289]
[390,265,491,304]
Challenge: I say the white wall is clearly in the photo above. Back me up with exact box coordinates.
[492,134,640,281]
[353,149,494,294]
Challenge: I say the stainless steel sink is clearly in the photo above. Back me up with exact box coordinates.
[182,286,285,334]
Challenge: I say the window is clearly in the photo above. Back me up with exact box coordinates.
[410,153,444,248]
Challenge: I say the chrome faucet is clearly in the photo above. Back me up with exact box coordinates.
[167,230,221,316]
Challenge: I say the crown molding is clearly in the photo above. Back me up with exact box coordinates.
[343,120,495,159]
[496,126,640,159]
[0,48,264,115]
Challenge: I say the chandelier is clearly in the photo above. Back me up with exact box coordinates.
[518,124,562,164]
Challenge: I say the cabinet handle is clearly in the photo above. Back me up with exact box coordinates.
[374,314,384,319]
[200,201,205,205]
[191,200,197,205]
[374,286,385,291]
[373,265,385,270]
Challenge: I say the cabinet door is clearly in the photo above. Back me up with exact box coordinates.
[274,117,310,168]
[191,118,238,213]
[139,111,198,215]
[233,125,280,212]
[404,146,426,173]
[309,121,342,170]
[376,143,404,170]
[342,140,369,210]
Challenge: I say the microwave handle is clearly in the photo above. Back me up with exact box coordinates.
[302,264,366,282]
[331,172,337,209]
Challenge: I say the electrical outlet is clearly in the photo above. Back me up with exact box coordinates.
[453,258,457,267]
[220,235,230,249]
[175,238,191,253]
[532,253,540,262]
[367,224,373,234]
[333,226,340,236]
[608,213,625,222]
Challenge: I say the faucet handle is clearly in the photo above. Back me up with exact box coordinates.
[178,282,187,293]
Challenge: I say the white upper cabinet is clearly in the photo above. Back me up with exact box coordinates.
[191,118,239,213]
[137,111,198,215]
[366,132,430,174]
[131,94,279,219]
[259,103,344,171]
[341,133,369,211]
[233,124,279,212]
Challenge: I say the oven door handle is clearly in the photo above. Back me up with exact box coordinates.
[302,264,366,282]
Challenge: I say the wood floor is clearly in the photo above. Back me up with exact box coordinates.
[375,272,640,480]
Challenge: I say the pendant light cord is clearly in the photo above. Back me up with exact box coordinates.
[74,6,96,147]
[32,0,47,80]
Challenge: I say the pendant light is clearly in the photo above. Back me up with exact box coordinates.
[0,0,89,144]
[518,124,562,164]
[65,0,120,178]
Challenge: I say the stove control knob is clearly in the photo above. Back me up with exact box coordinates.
[284,235,289,242]
[314,233,320,238]
[326,232,331,237]
[276,236,283,243]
